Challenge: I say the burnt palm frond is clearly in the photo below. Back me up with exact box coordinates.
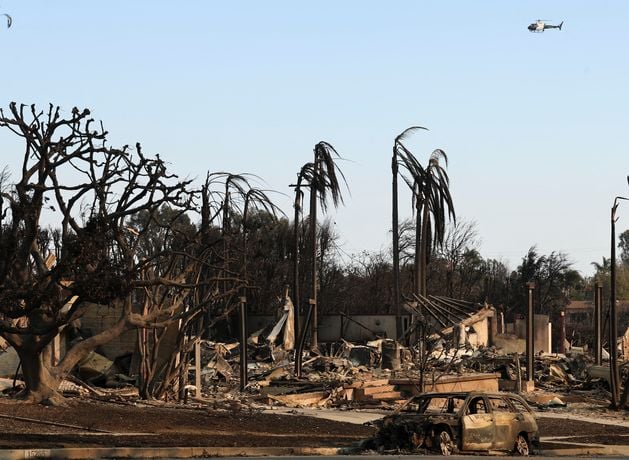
[242,188,285,232]
[395,127,426,186]
[395,126,428,149]
[205,172,265,230]
[312,141,347,211]
[201,173,225,231]
[292,162,313,213]
[393,127,455,298]
[412,150,455,250]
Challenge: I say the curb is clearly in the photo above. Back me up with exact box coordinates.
[4,444,629,459]
[542,446,629,457]
[0,446,347,459]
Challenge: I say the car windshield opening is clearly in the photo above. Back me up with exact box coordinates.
[402,396,467,414]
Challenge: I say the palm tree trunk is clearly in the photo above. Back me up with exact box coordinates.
[309,163,319,351]
[222,190,231,337]
[412,204,422,349]
[240,200,250,392]
[292,186,302,343]
[392,154,401,338]
[414,207,422,296]
[417,201,430,389]
[419,203,430,297]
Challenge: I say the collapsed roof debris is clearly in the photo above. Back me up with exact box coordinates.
[0,291,619,423]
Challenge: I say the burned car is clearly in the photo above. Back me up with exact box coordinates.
[369,391,539,455]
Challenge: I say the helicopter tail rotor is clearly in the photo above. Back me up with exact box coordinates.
[558,21,563,30]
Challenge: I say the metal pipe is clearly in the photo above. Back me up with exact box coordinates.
[526,282,535,383]
[294,301,314,378]
[558,311,566,354]
[340,312,380,337]
[413,296,448,329]
[239,295,247,392]
[432,295,480,313]
[423,295,466,325]
[429,296,478,318]
[424,296,468,322]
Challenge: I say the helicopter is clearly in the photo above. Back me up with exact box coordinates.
[528,20,563,33]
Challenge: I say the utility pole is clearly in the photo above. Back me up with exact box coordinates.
[526,282,535,384]
[609,196,628,407]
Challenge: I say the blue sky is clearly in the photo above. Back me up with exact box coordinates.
[1,1,628,275]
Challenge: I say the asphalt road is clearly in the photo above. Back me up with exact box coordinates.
[217,456,623,460]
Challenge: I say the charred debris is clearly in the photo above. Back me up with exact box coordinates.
[1,292,612,413]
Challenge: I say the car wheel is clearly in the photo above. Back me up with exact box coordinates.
[437,429,455,456]
[514,433,530,456]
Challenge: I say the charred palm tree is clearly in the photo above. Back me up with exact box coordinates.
[396,134,454,389]
[202,172,282,389]
[392,127,427,337]
[202,173,251,337]
[294,143,346,374]
[307,142,346,350]
[290,162,314,343]
[410,149,455,297]
[239,187,282,390]
[396,140,455,297]
[215,173,264,297]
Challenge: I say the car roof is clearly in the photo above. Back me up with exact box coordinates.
[394,391,532,415]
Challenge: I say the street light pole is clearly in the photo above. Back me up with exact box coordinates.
[609,178,629,409]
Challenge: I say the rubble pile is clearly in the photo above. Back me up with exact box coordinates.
[54,298,607,409]
[2,293,620,417]
[196,334,412,409]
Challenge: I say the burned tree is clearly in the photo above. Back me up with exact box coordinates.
[306,142,346,350]
[0,102,196,404]
[392,129,455,298]
[410,149,455,298]
[392,129,455,388]
[132,172,284,400]
[291,162,313,345]
[392,127,427,337]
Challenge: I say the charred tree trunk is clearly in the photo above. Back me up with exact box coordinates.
[392,153,401,338]
[419,203,430,297]
[309,163,319,351]
[13,337,62,406]
[414,210,422,296]
[292,182,302,346]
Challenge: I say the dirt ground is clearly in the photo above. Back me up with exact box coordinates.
[0,397,373,449]
[0,396,628,451]
[537,417,629,449]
